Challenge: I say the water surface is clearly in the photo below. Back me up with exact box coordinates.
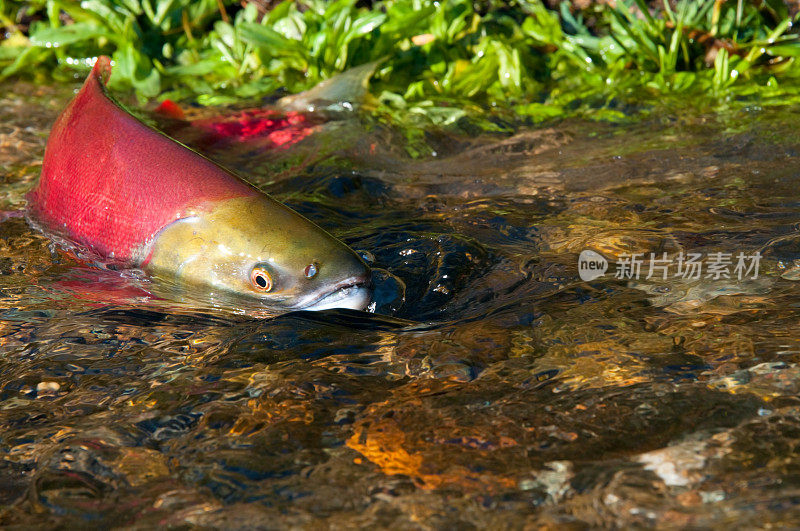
[2,81,800,527]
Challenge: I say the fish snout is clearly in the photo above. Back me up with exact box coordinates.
[294,254,372,311]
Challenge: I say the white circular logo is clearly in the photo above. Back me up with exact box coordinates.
[578,250,608,281]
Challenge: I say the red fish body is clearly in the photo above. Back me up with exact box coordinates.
[25,57,372,311]
[152,59,379,154]
[27,58,259,263]
[158,103,316,149]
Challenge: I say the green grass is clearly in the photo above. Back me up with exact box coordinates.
[2,0,800,139]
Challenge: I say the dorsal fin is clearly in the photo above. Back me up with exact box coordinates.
[27,56,258,263]
[92,55,113,86]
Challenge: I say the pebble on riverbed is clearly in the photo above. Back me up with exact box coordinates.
[35,381,60,397]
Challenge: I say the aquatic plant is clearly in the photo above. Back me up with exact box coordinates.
[1,0,799,129]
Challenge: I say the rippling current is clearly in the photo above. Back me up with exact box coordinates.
[2,81,800,527]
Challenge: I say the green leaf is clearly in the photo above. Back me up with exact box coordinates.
[766,43,800,58]
[238,22,306,55]
[30,22,117,47]
[0,46,49,79]
[349,12,386,37]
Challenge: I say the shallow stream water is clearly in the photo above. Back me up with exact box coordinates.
[2,81,800,527]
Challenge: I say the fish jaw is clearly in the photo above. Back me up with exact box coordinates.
[289,275,373,311]
[141,196,372,311]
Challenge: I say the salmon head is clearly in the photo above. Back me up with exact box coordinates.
[27,56,372,312]
[141,196,372,311]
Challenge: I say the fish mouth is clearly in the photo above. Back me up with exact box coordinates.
[295,275,372,311]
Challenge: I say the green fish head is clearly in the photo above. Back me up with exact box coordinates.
[142,196,371,311]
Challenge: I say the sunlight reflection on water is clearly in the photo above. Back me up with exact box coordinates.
[2,81,800,527]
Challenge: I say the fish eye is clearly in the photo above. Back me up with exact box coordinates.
[251,267,273,292]
[304,262,319,279]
